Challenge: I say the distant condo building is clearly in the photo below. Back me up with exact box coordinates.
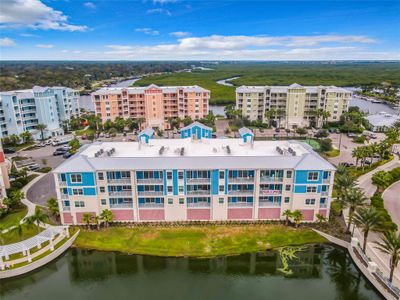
[0,142,10,203]
[236,83,352,128]
[92,84,210,130]
[54,123,335,225]
[0,86,80,140]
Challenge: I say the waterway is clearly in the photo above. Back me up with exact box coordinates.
[0,244,383,300]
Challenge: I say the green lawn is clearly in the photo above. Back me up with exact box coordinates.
[324,149,340,158]
[74,225,326,257]
[0,206,27,229]
[1,224,43,245]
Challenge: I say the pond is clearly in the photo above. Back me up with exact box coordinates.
[0,244,383,300]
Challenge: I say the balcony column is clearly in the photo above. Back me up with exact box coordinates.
[131,170,139,222]
[253,170,260,220]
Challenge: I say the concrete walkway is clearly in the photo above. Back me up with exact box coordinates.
[383,181,400,233]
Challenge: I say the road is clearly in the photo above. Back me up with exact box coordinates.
[383,181,400,233]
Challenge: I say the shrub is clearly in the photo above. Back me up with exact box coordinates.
[370,193,398,231]
[38,167,52,173]
[353,135,366,144]
[320,138,333,152]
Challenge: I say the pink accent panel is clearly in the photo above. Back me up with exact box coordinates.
[63,213,73,224]
[139,209,165,221]
[75,212,96,224]
[228,208,253,220]
[301,209,315,221]
[319,209,327,218]
[258,208,281,219]
[187,209,211,220]
[111,210,134,221]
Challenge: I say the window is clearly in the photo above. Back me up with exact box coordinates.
[219,198,224,204]
[308,172,319,181]
[72,188,83,195]
[74,201,85,207]
[98,173,104,180]
[99,187,105,193]
[178,171,184,180]
[168,198,173,204]
[179,198,184,204]
[70,174,82,183]
[167,172,172,180]
[168,186,173,193]
[285,185,291,191]
[305,198,316,205]
[179,186,184,193]
[219,171,225,179]
[306,186,317,193]
[101,199,106,205]
[286,171,292,179]
[284,197,290,203]
[219,185,224,192]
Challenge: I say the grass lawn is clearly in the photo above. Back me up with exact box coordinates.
[74,225,327,257]
[1,224,43,245]
[324,149,340,158]
[303,139,321,151]
[0,206,27,229]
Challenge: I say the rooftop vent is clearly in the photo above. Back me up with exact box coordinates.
[180,147,185,156]
[159,146,165,155]
[276,146,284,155]
[226,145,231,155]
[288,147,296,156]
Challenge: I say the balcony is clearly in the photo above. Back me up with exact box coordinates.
[228,202,253,208]
[137,191,164,196]
[187,190,211,196]
[60,194,69,200]
[259,201,281,207]
[110,202,133,209]
[228,177,254,183]
[109,190,132,197]
[259,189,282,196]
[320,203,328,208]
[321,191,329,196]
[323,178,331,184]
[228,190,254,196]
[260,176,283,182]
[186,178,211,184]
[108,178,131,184]
[187,202,211,208]
[139,203,164,208]
[136,178,163,184]
[62,206,71,211]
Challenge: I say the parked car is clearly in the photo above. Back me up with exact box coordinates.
[347,133,358,138]
[4,147,16,154]
[63,152,73,159]
[37,142,46,147]
[275,128,280,133]
[28,164,40,171]
[56,146,71,151]
[339,162,354,167]
[53,149,67,156]
[105,133,110,138]
[361,160,372,165]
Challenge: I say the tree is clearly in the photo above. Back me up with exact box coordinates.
[372,170,393,192]
[36,124,47,141]
[95,215,102,230]
[314,129,329,139]
[3,190,25,210]
[282,209,292,226]
[335,174,356,203]
[339,188,368,233]
[291,210,304,227]
[374,231,400,283]
[137,117,145,130]
[82,213,93,230]
[69,138,81,154]
[20,131,33,144]
[316,213,327,224]
[265,108,277,127]
[182,116,193,126]
[353,207,383,253]
[26,207,48,233]
[17,223,23,241]
[322,110,331,126]
[47,197,60,218]
[320,138,333,152]
[296,127,307,137]
[100,209,113,228]
[352,147,365,167]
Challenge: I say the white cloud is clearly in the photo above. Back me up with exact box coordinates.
[36,44,53,48]
[135,28,159,36]
[84,2,96,9]
[169,31,190,38]
[153,0,177,4]
[0,0,87,31]
[147,8,171,16]
[0,37,16,47]
[19,33,38,37]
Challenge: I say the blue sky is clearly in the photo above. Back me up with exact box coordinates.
[0,0,399,60]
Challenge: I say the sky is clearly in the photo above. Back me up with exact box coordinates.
[0,0,399,60]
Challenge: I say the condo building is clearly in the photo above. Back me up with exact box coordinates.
[53,123,335,225]
[0,86,80,140]
[236,83,352,128]
[0,142,10,204]
[92,84,210,130]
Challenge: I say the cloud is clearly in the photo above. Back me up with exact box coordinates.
[135,28,159,36]
[83,2,96,9]
[0,37,16,47]
[147,8,171,16]
[152,0,177,4]
[169,31,190,38]
[36,44,53,48]
[0,0,87,31]
[19,33,38,37]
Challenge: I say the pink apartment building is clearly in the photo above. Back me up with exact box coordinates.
[92,84,210,130]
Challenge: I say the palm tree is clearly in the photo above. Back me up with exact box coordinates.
[36,124,47,141]
[282,209,292,226]
[353,207,383,253]
[352,147,364,167]
[264,108,277,127]
[47,197,60,219]
[322,110,331,126]
[26,207,48,233]
[17,223,23,241]
[335,174,356,208]
[372,170,393,193]
[313,109,324,127]
[95,215,102,230]
[339,187,368,233]
[137,117,145,130]
[291,210,304,228]
[20,131,32,144]
[374,231,400,283]
[82,213,93,230]
[316,213,327,224]
[100,209,113,228]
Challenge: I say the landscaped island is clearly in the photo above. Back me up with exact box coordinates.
[74,225,326,257]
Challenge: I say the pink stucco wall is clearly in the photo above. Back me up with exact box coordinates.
[318,209,327,218]
[301,209,315,221]
[111,210,134,221]
[139,209,165,221]
[258,208,281,219]
[63,213,73,224]
[227,208,253,220]
[187,209,211,220]
[75,212,96,224]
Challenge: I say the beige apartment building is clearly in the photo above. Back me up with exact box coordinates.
[92,84,210,130]
[236,83,352,129]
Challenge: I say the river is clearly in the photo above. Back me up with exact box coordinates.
[0,244,383,300]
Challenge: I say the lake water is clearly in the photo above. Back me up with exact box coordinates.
[0,244,383,300]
